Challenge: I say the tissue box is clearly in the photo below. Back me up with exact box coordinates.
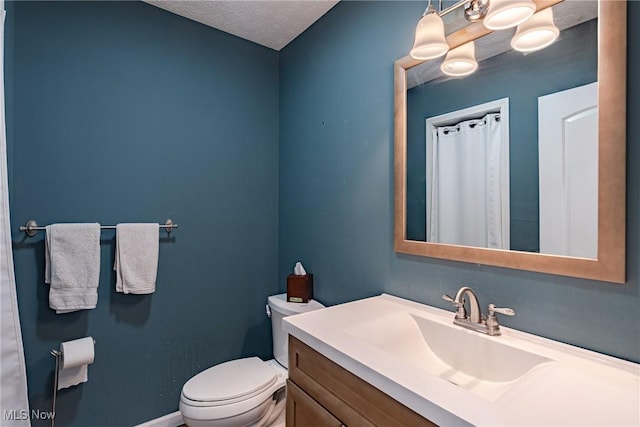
[287,274,313,303]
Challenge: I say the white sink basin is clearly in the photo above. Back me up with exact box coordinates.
[283,294,640,427]
[344,311,554,400]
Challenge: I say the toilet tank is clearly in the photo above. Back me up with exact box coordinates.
[267,293,324,368]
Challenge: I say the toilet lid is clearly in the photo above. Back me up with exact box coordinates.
[182,357,277,403]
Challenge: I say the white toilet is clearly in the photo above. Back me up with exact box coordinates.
[179,294,324,427]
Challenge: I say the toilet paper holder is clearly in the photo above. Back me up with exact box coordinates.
[49,339,96,427]
[50,348,61,427]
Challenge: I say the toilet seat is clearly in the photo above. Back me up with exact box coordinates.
[180,357,286,421]
[182,357,279,406]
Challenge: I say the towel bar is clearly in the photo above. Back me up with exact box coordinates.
[20,219,177,237]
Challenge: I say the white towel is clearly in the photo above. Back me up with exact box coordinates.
[45,223,101,314]
[114,223,159,294]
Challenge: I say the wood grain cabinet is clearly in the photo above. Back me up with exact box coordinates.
[286,336,437,427]
[286,380,343,427]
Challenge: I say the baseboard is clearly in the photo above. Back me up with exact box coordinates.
[134,411,184,427]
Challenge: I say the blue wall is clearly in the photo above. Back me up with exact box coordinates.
[8,1,279,426]
[279,1,639,363]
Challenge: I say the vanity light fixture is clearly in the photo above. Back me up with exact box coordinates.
[410,0,559,76]
[511,8,560,52]
[410,0,449,60]
[483,0,536,30]
[441,41,478,76]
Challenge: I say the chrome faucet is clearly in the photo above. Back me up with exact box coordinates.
[443,286,515,336]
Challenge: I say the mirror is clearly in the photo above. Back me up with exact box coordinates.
[407,1,597,255]
[394,0,626,283]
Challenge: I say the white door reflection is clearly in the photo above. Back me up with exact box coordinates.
[539,82,598,258]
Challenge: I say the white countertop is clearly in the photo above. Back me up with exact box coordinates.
[283,294,640,427]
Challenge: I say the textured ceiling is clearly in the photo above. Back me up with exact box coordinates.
[144,0,339,51]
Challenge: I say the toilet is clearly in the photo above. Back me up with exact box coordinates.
[179,294,324,427]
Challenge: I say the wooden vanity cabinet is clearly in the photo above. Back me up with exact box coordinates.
[286,336,437,427]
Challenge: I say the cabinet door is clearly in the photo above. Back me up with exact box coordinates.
[286,379,343,427]
[289,336,436,427]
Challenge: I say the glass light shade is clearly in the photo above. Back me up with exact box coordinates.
[511,8,560,52]
[410,10,449,60]
[483,0,536,30]
[440,42,478,77]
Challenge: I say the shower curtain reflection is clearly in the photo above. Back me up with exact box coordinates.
[427,113,509,249]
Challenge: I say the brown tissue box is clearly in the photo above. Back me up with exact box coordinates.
[287,274,313,303]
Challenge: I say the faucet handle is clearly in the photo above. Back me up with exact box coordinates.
[488,304,515,317]
[486,304,514,336]
[443,294,467,319]
[443,294,463,307]
[442,294,456,304]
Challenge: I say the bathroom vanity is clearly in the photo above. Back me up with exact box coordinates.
[286,336,435,426]
[283,294,639,426]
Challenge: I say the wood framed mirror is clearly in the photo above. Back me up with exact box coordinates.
[394,0,626,283]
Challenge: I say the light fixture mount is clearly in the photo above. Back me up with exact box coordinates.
[464,0,489,23]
